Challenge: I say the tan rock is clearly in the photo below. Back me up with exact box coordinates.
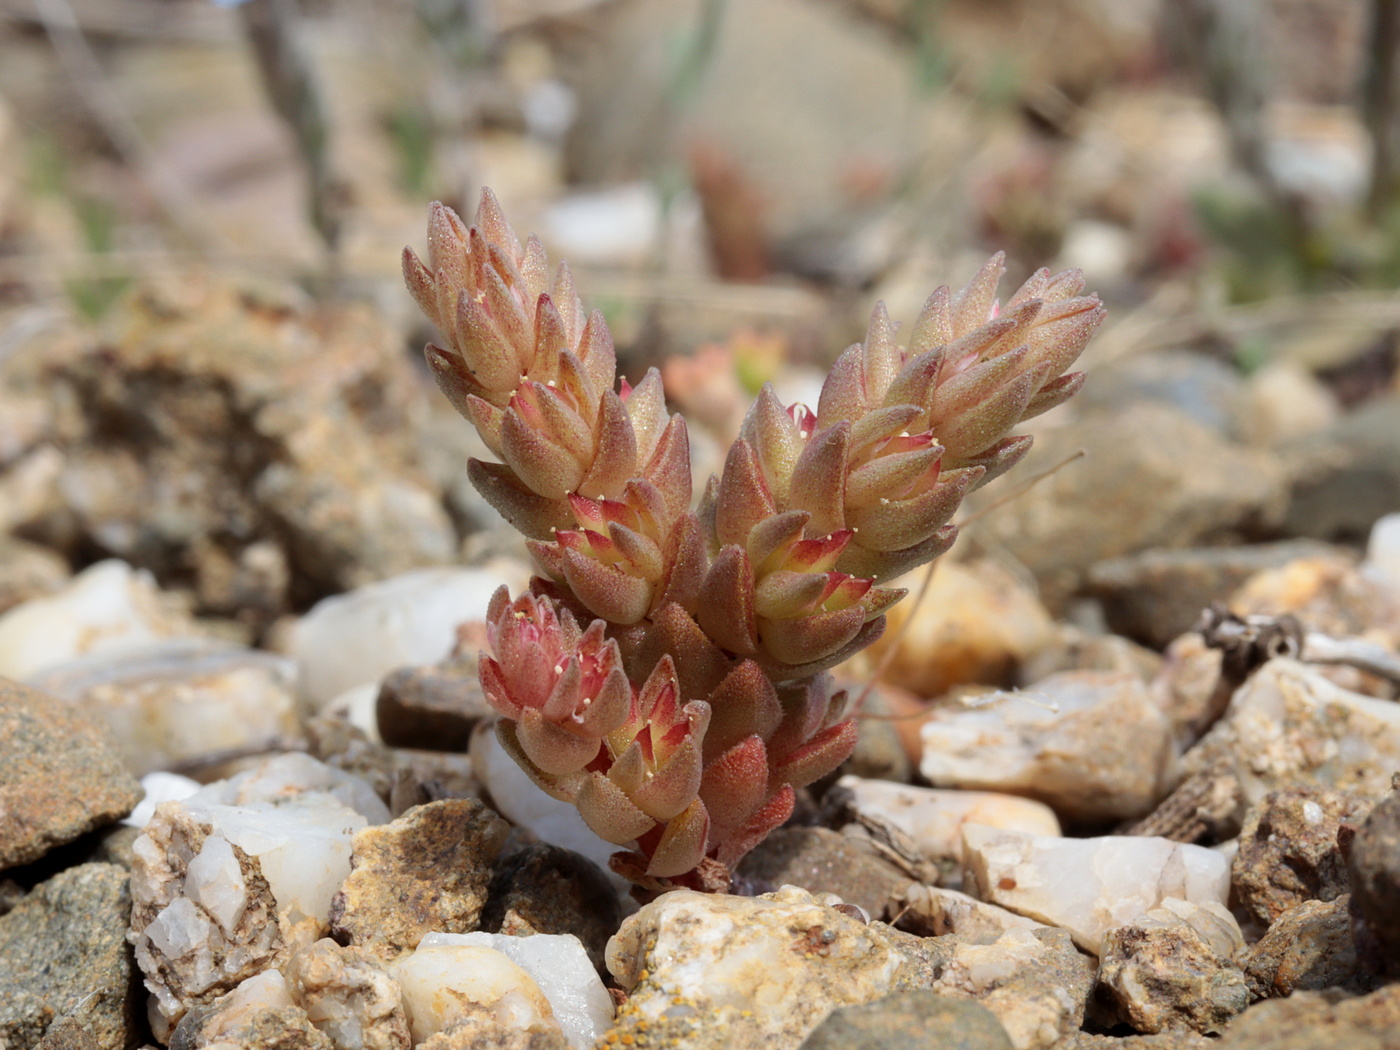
[329,799,508,959]
[284,939,410,1050]
[0,678,142,869]
[1099,905,1249,1035]
[924,927,1096,1050]
[857,560,1055,700]
[604,885,935,1050]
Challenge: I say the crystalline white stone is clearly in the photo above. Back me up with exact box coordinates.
[125,771,202,827]
[184,834,247,934]
[191,752,390,825]
[0,559,204,680]
[961,825,1231,955]
[293,563,529,709]
[146,896,217,961]
[837,776,1061,862]
[188,800,365,926]
[421,932,613,1050]
[221,968,298,1012]
[390,942,558,1044]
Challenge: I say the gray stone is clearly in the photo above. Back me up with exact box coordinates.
[1075,350,1245,437]
[0,863,137,1050]
[1087,541,1339,649]
[1347,780,1400,971]
[735,825,918,920]
[0,678,142,870]
[479,843,622,978]
[972,402,1287,608]
[919,671,1174,824]
[1284,394,1400,544]
[375,654,492,752]
[798,991,1014,1050]
[1233,788,1374,927]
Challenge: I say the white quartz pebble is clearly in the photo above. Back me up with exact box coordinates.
[837,776,1061,861]
[1364,512,1400,594]
[469,723,623,881]
[32,639,301,776]
[390,941,558,1044]
[293,563,529,709]
[190,752,390,825]
[961,825,1231,955]
[124,771,202,828]
[420,932,613,1050]
[0,560,203,680]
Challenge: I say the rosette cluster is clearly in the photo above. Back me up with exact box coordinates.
[481,588,855,886]
[403,191,1102,890]
[701,253,1105,590]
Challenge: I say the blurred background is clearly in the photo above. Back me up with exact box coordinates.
[1,0,1399,650]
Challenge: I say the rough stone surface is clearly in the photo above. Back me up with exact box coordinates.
[893,884,1046,942]
[1243,896,1374,998]
[1171,660,1400,838]
[735,826,919,919]
[1346,781,1400,969]
[961,827,1230,955]
[922,927,1096,1050]
[26,278,457,615]
[604,885,937,1050]
[329,799,509,959]
[798,991,1015,1050]
[129,804,287,1037]
[1060,1032,1210,1050]
[479,844,622,977]
[32,1017,101,1050]
[0,863,137,1050]
[920,671,1174,823]
[1233,788,1374,927]
[0,678,143,870]
[284,938,411,1050]
[1087,541,1339,649]
[169,970,332,1050]
[376,652,492,751]
[415,1016,569,1050]
[1214,984,1400,1050]
[1098,905,1249,1034]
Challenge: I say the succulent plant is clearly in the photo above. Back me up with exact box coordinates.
[405,189,1103,892]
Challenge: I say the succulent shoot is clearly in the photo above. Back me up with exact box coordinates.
[404,189,1103,892]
